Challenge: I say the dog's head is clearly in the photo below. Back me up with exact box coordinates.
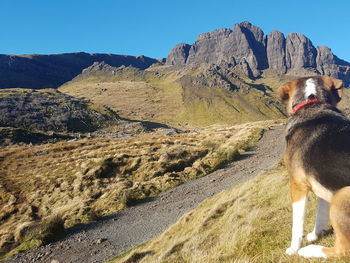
[278,76,343,115]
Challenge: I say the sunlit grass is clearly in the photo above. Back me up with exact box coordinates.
[0,120,280,257]
[110,161,350,263]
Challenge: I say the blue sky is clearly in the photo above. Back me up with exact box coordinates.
[1,0,350,61]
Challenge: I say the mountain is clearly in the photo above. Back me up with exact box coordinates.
[1,21,349,90]
[0,52,159,89]
[166,21,350,86]
[60,61,287,127]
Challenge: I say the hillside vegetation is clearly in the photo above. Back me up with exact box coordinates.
[59,63,286,127]
[110,162,350,263]
[0,120,280,259]
[0,89,119,133]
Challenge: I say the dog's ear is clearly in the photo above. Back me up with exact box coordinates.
[278,81,293,103]
[321,76,343,103]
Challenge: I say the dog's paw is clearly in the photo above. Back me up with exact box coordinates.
[298,245,327,258]
[285,247,299,255]
[306,231,318,242]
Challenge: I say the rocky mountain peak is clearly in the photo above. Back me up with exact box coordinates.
[285,32,317,69]
[266,30,286,73]
[235,21,265,43]
[166,21,350,86]
[197,28,232,41]
[316,46,336,66]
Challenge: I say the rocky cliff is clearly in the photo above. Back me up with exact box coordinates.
[0,52,158,89]
[166,21,350,86]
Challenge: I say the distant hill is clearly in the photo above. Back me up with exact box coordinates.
[60,61,287,127]
[0,89,120,132]
[0,52,159,89]
[167,21,350,87]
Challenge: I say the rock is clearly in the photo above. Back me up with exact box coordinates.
[315,46,350,85]
[266,30,287,73]
[285,33,317,69]
[316,46,336,67]
[236,21,267,70]
[235,58,254,79]
[185,22,266,77]
[51,260,60,263]
[186,28,234,65]
[94,238,107,244]
[166,43,191,65]
[167,21,350,86]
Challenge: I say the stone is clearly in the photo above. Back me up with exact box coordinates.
[94,238,107,244]
[185,22,267,77]
[166,43,191,65]
[186,28,234,65]
[316,46,336,67]
[286,33,317,69]
[266,30,287,73]
[166,21,350,86]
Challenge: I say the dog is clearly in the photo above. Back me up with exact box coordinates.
[279,76,350,258]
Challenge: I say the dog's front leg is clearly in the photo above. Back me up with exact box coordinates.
[286,182,309,255]
[306,198,330,242]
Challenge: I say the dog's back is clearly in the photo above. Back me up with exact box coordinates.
[285,104,350,192]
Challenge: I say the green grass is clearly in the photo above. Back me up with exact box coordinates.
[109,161,350,263]
[0,120,279,257]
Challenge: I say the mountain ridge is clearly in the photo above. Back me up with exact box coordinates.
[166,21,350,86]
[1,21,350,90]
[0,52,159,89]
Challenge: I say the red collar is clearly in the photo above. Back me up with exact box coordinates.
[292,99,319,115]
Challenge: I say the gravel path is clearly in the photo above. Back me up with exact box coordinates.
[5,126,285,263]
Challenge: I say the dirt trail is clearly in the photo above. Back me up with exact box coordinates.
[5,126,286,263]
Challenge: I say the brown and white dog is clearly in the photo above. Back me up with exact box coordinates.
[279,76,350,258]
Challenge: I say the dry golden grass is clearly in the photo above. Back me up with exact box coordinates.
[60,80,180,123]
[0,120,280,258]
[110,163,350,263]
[59,65,286,128]
[59,74,185,126]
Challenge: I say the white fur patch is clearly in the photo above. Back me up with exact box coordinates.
[306,231,318,242]
[305,78,317,99]
[308,177,333,203]
[286,196,308,254]
[298,245,327,258]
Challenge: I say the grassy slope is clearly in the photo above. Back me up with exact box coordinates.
[0,120,280,258]
[111,162,350,263]
[0,88,119,133]
[59,65,286,128]
[59,69,184,126]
